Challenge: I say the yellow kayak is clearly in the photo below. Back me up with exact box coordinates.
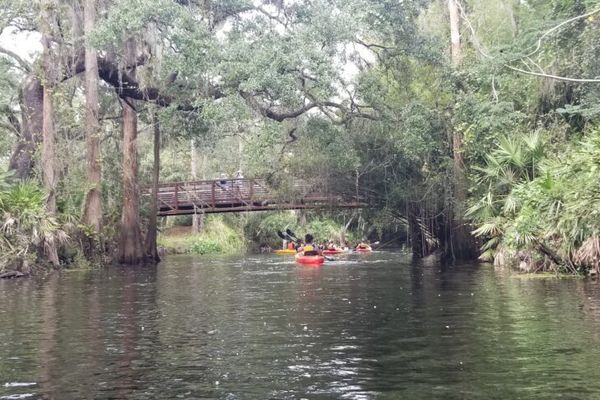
[274,249,296,255]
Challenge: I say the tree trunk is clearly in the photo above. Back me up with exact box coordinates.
[117,38,145,265]
[144,109,161,262]
[9,74,43,179]
[40,9,60,267]
[448,0,461,66]
[408,204,425,258]
[502,0,518,37]
[445,0,478,260]
[190,138,203,233]
[81,0,103,233]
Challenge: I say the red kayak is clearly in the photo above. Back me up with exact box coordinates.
[355,245,372,252]
[295,253,325,266]
[323,249,345,255]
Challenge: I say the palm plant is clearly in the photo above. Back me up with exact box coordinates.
[468,133,545,263]
[473,127,600,273]
[0,178,69,272]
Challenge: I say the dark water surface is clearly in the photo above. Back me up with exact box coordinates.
[2,252,600,399]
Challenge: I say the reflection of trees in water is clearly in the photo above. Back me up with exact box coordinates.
[151,258,250,397]
[38,275,58,396]
[8,256,600,398]
[26,267,160,398]
[406,268,600,398]
[0,279,41,396]
[113,268,143,398]
[575,281,600,344]
[286,258,425,397]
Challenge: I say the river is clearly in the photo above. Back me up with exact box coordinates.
[2,251,600,399]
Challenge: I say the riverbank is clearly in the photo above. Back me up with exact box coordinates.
[158,219,246,255]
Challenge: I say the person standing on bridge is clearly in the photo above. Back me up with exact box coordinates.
[218,173,228,190]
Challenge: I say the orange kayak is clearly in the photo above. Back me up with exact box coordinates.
[295,253,325,265]
[355,246,372,252]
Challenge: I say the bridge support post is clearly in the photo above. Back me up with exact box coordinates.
[211,181,216,209]
[174,184,179,210]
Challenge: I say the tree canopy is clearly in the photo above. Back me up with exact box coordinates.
[0,0,599,274]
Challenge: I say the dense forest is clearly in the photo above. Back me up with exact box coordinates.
[0,0,599,275]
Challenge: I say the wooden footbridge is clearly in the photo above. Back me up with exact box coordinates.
[154,178,365,216]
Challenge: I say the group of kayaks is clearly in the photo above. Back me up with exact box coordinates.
[274,229,373,266]
[274,245,372,266]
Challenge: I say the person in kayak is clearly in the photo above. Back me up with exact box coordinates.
[302,234,321,256]
[356,241,372,251]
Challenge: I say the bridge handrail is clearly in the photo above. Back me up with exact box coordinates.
[152,177,267,190]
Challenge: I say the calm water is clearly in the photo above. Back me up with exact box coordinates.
[2,252,600,399]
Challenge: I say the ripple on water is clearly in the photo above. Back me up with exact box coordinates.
[0,395,36,400]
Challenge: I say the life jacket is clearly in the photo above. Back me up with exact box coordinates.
[304,244,315,252]
[287,242,295,250]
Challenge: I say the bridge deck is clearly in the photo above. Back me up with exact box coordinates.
[153,178,364,216]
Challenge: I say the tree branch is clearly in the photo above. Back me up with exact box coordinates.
[241,91,378,122]
[457,2,600,83]
[504,65,600,83]
[0,120,20,136]
[524,7,600,59]
[68,54,223,107]
[0,45,32,72]
[255,5,290,30]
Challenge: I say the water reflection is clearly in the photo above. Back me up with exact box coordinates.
[2,253,600,398]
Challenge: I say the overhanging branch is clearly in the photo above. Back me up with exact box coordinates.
[241,92,377,122]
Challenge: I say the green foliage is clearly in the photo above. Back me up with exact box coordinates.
[190,238,223,255]
[305,218,351,244]
[468,133,546,261]
[0,176,69,272]
[243,212,298,248]
[190,217,246,255]
[470,126,600,272]
[243,210,374,249]
[159,216,246,255]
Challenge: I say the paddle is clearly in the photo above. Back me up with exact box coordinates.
[276,230,288,241]
[285,228,299,241]
[285,228,335,261]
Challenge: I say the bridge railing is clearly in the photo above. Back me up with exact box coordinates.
[151,177,367,215]
[155,178,270,211]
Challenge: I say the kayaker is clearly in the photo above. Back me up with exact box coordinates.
[302,234,321,256]
[356,241,371,250]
